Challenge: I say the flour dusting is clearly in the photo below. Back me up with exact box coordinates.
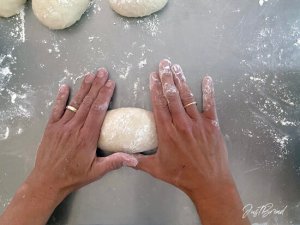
[0,45,35,141]
[5,7,26,43]
[236,16,300,167]
[121,14,161,37]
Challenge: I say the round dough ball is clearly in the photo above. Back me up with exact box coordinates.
[0,0,26,18]
[98,108,158,154]
[32,0,90,30]
[109,0,168,18]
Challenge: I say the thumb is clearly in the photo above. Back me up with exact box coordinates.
[135,154,159,178]
[93,153,138,177]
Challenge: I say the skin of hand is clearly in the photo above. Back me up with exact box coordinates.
[0,68,138,225]
[136,59,251,225]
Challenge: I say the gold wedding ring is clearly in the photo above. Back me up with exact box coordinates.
[184,101,197,109]
[66,105,78,113]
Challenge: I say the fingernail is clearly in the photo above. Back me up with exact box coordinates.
[172,64,186,82]
[163,83,177,98]
[159,59,171,76]
[205,76,213,85]
[97,68,107,78]
[123,156,138,167]
[59,84,68,92]
[151,72,159,81]
[85,74,95,83]
[106,80,113,87]
[172,64,182,74]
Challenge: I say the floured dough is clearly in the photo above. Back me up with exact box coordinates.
[0,0,26,18]
[32,0,90,30]
[109,0,168,18]
[98,108,158,154]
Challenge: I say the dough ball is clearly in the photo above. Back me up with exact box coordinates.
[109,0,168,18]
[32,0,90,30]
[98,108,158,154]
[0,0,26,18]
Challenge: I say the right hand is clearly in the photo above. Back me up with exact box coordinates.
[136,59,235,199]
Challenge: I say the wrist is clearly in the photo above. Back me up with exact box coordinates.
[23,171,69,208]
[185,175,238,203]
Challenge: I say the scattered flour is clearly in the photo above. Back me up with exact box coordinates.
[5,7,26,43]
[259,0,269,7]
[237,16,300,168]
[0,44,35,141]
[111,43,153,80]
[121,14,161,37]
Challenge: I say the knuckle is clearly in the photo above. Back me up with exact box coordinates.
[181,91,194,103]
[82,95,94,106]
[71,94,83,106]
[154,94,168,107]
[176,120,192,133]
[61,124,74,137]
[77,134,90,148]
[163,84,179,101]
[91,101,108,112]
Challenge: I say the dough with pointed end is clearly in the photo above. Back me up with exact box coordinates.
[109,0,168,18]
[98,108,158,153]
[32,0,90,30]
[0,0,26,18]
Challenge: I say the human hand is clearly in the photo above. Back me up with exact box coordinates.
[136,59,234,199]
[25,68,138,203]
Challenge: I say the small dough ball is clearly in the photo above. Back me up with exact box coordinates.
[0,0,26,18]
[98,108,158,154]
[32,0,90,30]
[109,0,168,18]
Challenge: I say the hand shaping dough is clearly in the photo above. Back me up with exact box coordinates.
[32,0,90,30]
[98,108,158,154]
[0,0,26,18]
[109,0,168,18]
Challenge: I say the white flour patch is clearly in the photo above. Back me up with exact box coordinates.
[259,0,269,7]
[137,14,161,37]
[58,68,86,85]
[5,7,26,43]
[294,38,300,47]
[112,61,132,80]
[41,37,67,59]
[91,0,102,14]
[133,77,140,100]
[121,14,161,37]
[111,43,153,80]
[138,58,147,69]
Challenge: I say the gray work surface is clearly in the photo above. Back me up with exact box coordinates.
[1,0,300,224]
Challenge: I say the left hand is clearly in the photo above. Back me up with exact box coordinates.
[25,68,138,202]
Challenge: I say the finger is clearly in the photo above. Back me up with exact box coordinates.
[159,59,187,122]
[202,76,218,121]
[61,73,95,123]
[48,85,70,124]
[82,80,115,141]
[171,64,199,120]
[150,72,172,129]
[70,68,108,126]
[93,153,138,178]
